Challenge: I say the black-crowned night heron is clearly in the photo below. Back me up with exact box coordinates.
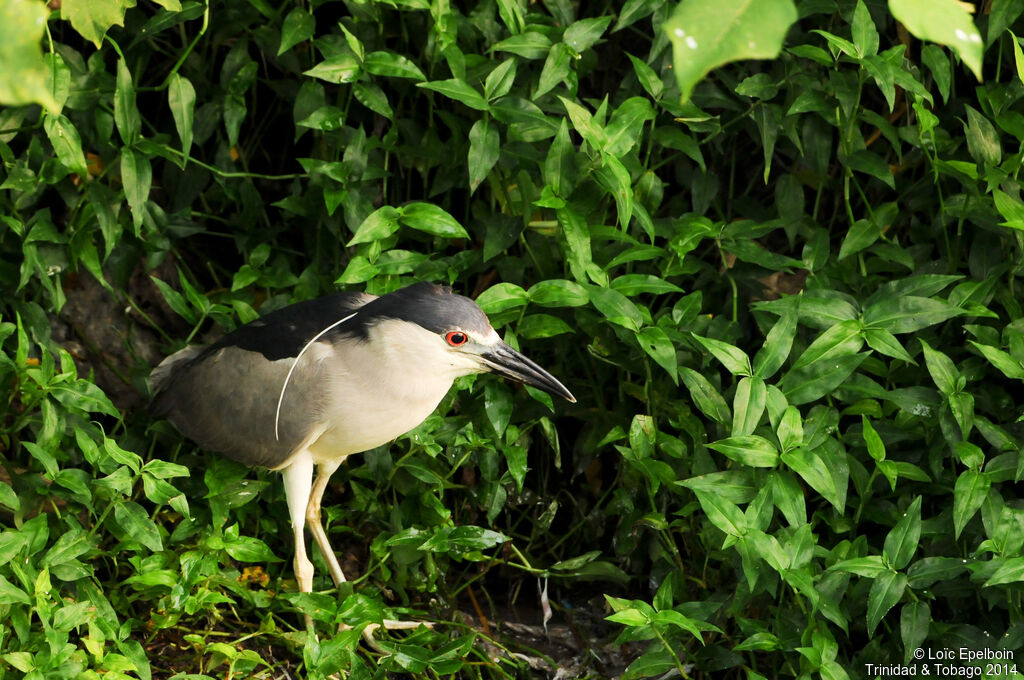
[149,282,574,627]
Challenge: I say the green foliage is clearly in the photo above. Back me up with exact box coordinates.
[3,0,1024,677]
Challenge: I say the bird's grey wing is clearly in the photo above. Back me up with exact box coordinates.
[149,290,376,468]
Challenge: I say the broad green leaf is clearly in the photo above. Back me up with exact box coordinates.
[557,205,593,283]
[777,406,803,452]
[587,285,643,332]
[473,61,509,101]
[866,571,907,636]
[563,16,613,53]
[678,470,756,504]
[919,339,958,395]
[278,7,314,55]
[43,114,88,178]
[781,353,867,405]
[863,328,915,363]
[770,470,806,526]
[731,376,767,437]
[984,557,1024,586]
[883,497,921,570]
[679,367,731,424]
[862,415,885,462]
[536,43,573,98]
[692,489,747,537]
[519,314,573,339]
[791,319,863,369]
[527,279,589,307]
[782,447,841,511]
[544,119,575,197]
[864,295,963,334]
[363,51,425,80]
[493,31,551,60]
[63,0,135,48]
[830,555,888,578]
[906,557,967,588]
[352,82,393,119]
[113,501,163,552]
[752,310,796,379]
[419,79,489,111]
[594,152,633,228]
[224,535,280,562]
[347,206,400,245]
[168,73,196,162]
[708,434,778,468]
[664,0,798,102]
[963,104,1001,167]
[120,148,151,231]
[604,97,654,157]
[970,341,1024,379]
[627,53,664,100]
[900,602,930,664]
[0,0,59,112]
[691,333,751,376]
[468,119,499,192]
[304,55,361,84]
[610,275,682,298]
[992,189,1024,231]
[851,0,879,57]
[559,96,608,149]
[115,58,140,145]
[399,203,469,239]
[889,0,982,79]
[953,469,989,538]
[476,283,528,315]
[636,326,678,383]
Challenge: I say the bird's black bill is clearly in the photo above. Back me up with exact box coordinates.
[481,343,576,403]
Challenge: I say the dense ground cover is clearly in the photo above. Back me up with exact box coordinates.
[2,0,1024,677]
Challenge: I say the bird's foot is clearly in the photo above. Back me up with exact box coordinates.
[337,619,435,654]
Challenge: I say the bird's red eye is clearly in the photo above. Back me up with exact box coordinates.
[445,331,468,346]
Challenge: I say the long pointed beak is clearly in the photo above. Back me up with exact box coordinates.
[480,342,576,403]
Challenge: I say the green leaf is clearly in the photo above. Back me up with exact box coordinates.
[62,0,135,48]
[536,43,573,98]
[953,469,989,538]
[920,339,959,396]
[347,206,400,246]
[691,333,751,376]
[468,118,499,192]
[563,16,613,53]
[476,283,528,315]
[963,104,1001,167]
[851,0,879,57]
[781,353,867,405]
[901,602,930,663]
[557,206,594,283]
[636,326,678,383]
[43,114,88,178]
[304,55,361,84]
[399,203,470,239]
[418,79,489,111]
[664,0,798,102]
[115,58,140,145]
[862,415,885,462]
[731,376,767,437]
[782,447,842,511]
[889,0,982,79]
[830,555,888,578]
[168,73,196,162]
[484,58,517,101]
[224,534,280,562]
[493,31,551,59]
[752,310,796,379]
[777,406,803,452]
[587,285,643,332]
[278,7,314,55]
[527,279,590,307]
[353,83,393,119]
[113,501,163,552]
[969,341,1024,379]
[864,328,915,363]
[679,367,731,424]
[363,51,426,80]
[866,571,907,636]
[708,434,779,468]
[120,147,152,231]
[791,319,863,369]
[692,489,747,537]
[0,0,59,112]
[883,497,921,570]
[519,314,573,339]
[907,557,967,588]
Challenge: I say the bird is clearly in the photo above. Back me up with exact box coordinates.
[149,281,575,630]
